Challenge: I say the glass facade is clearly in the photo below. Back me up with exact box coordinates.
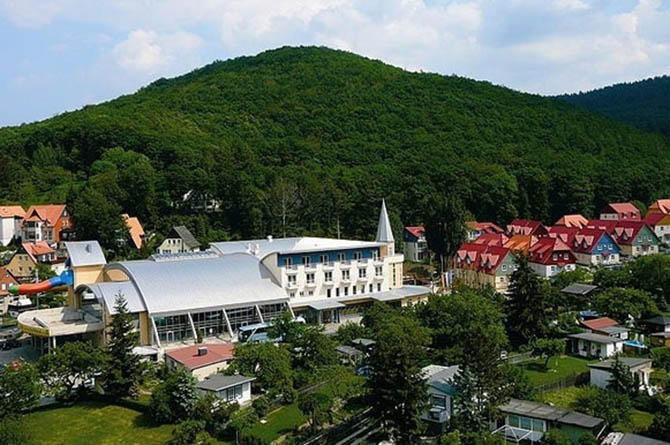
[192,311,226,337]
[154,314,192,343]
[226,306,260,332]
[258,303,286,321]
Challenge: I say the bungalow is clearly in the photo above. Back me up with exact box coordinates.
[528,237,576,279]
[157,226,200,254]
[640,315,670,334]
[465,221,504,241]
[643,213,670,245]
[0,206,26,246]
[421,364,459,432]
[165,343,235,381]
[493,398,606,444]
[506,219,549,237]
[0,267,19,315]
[504,235,538,255]
[600,202,641,221]
[21,204,72,249]
[403,226,428,262]
[196,374,255,405]
[580,317,629,340]
[588,357,653,392]
[5,242,58,281]
[646,199,670,216]
[473,232,509,247]
[567,332,623,359]
[555,214,589,229]
[453,243,516,293]
[610,221,660,257]
[569,228,621,267]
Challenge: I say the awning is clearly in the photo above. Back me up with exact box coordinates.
[304,300,346,310]
[371,285,431,302]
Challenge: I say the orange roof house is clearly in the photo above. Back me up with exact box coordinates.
[555,214,589,229]
[21,204,71,245]
[504,234,538,254]
[647,199,670,216]
[5,242,57,280]
[122,214,145,249]
[0,206,26,219]
[644,213,670,244]
[599,202,641,221]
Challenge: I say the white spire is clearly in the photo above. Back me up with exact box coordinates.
[376,199,394,243]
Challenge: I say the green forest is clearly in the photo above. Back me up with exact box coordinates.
[560,75,670,138]
[1,46,669,251]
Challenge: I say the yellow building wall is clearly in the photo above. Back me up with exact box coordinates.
[139,312,152,345]
[68,265,105,308]
[6,254,36,280]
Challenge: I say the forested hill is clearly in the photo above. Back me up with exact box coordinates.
[0,46,668,249]
[559,76,670,138]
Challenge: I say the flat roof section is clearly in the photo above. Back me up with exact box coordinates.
[196,374,255,392]
[568,332,622,344]
[17,307,104,338]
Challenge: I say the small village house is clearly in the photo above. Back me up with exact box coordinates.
[643,213,670,245]
[6,242,58,281]
[588,357,653,393]
[580,317,629,340]
[567,332,623,359]
[473,232,509,247]
[21,204,72,250]
[609,221,660,257]
[196,375,255,405]
[650,332,670,348]
[453,243,516,293]
[465,221,504,241]
[421,364,459,433]
[164,343,235,380]
[156,226,201,254]
[646,199,670,216]
[602,432,670,445]
[561,283,599,301]
[599,202,641,221]
[563,227,621,267]
[0,267,19,315]
[506,219,549,237]
[528,237,576,279]
[0,206,26,246]
[640,315,670,334]
[403,226,428,262]
[554,214,589,229]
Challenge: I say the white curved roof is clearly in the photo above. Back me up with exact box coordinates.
[105,253,288,316]
[77,281,146,315]
[210,237,384,259]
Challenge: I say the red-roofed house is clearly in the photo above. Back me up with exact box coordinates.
[599,203,641,221]
[644,213,670,244]
[547,226,579,245]
[403,226,428,262]
[580,317,629,340]
[647,199,670,216]
[473,232,509,247]
[610,220,660,257]
[21,204,72,249]
[506,219,549,237]
[465,221,504,241]
[5,242,57,281]
[528,237,576,278]
[0,206,26,246]
[570,228,621,267]
[503,235,538,254]
[165,343,235,380]
[453,243,516,293]
[0,267,19,315]
[554,214,589,229]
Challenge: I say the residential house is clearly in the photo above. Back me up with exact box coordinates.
[473,232,509,247]
[165,343,235,380]
[6,242,58,281]
[403,226,428,262]
[0,206,26,246]
[609,221,660,257]
[643,213,670,245]
[650,332,670,348]
[0,267,19,315]
[561,283,599,301]
[646,199,670,216]
[600,202,641,221]
[156,226,201,254]
[465,221,504,241]
[588,357,653,392]
[603,432,670,445]
[506,219,549,237]
[336,345,364,365]
[493,398,606,444]
[528,237,576,278]
[554,214,589,229]
[421,364,459,433]
[177,190,222,213]
[21,204,72,249]
[196,375,255,405]
[504,234,538,255]
[121,214,145,250]
[569,228,621,267]
[567,332,623,359]
[640,315,670,334]
[580,317,629,340]
[453,243,516,293]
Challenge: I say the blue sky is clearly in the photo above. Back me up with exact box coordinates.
[1,0,669,126]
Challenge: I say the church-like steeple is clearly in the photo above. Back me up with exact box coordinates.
[376,199,394,243]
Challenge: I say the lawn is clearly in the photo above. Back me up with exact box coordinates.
[23,401,176,445]
[516,355,595,386]
[244,402,306,441]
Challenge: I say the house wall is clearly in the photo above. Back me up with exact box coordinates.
[0,217,20,246]
[422,386,453,425]
[157,238,192,254]
[191,361,231,381]
[590,367,650,390]
[404,241,427,262]
[652,224,670,244]
[6,253,36,280]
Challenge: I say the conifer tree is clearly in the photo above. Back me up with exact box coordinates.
[103,293,142,399]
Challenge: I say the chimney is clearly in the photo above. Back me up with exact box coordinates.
[267,235,273,242]
[198,346,208,356]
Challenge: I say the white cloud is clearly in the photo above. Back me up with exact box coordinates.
[113,29,203,73]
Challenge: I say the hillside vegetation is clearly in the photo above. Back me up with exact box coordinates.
[1,46,668,248]
[560,75,670,138]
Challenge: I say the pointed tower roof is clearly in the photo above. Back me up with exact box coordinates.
[376,199,394,243]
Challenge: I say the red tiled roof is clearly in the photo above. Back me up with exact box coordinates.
[586,219,618,233]
[610,220,648,246]
[547,226,579,244]
[0,267,19,296]
[21,242,55,263]
[644,213,670,227]
[648,199,670,215]
[405,226,425,239]
[570,228,609,253]
[581,317,618,331]
[506,219,548,237]
[528,237,575,265]
[23,204,66,226]
[473,232,509,247]
[600,202,641,219]
[455,243,511,275]
[165,343,235,370]
[0,206,26,219]
[466,221,504,234]
[554,214,588,229]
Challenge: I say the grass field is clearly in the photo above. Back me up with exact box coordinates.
[23,401,176,445]
[244,402,305,441]
[517,355,595,386]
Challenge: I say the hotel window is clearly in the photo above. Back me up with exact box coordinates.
[360,286,365,294]
[302,256,311,265]
[375,266,383,276]
[337,253,346,262]
[324,271,333,282]
[289,292,296,298]
[308,290,314,296]
[299,291,304,296]
[285,257,292,266]
[359,269,367,278]
[327,289,331,298]
[369,284,373,292]
[344,287,349,296]
[353,252,362,260]
[320,254,329,263]
[353,286,357,295]
[288,275,296,285]
[306,273,315,284]
[336,288,340,297]
[342,270,350,280]
[377,283,382,292]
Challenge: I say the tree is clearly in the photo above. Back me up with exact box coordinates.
[607,356,637,396]
[502,364,535,400]
[228,407,258,445]
[36,341,105,401]
[266,311,305,344]
[452,366,489,432]
[168,420,209,445]
[593,267,633,289]
[335,322,371,345]
[574,386,632,426]
[592,287,659,323]
[577,433,598,445]
[0,362,41,417]
[368,312,431,444]
[293,326,338,373]
[102,294,143,400]
[649,398,670,441]
[192,393,239,440]
[0,418,32,445]
[541,430,571,445]
[652,347,670,373]
[530,338,565,370]
[628,254,670,309]
[506,253,550,344]
[150,368,199,424]
[297,392,334,433]
[69,186,126,253]
[423,193,467,279]
[226,343,293,398]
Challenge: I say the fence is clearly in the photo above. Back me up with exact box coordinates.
[535,371,589,393]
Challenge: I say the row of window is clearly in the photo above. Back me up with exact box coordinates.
[288,282,383,299]
[283,251,380,267]
[506,415,545,432]
[287,267,383,285]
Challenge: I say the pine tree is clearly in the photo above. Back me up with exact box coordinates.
[103,293,142,399]
[607,356,636,396]
[506,253,550,345]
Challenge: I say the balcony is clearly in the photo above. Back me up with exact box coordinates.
[358,258,369,265]
[304,280,317,288]
[285,264,298,273]
[339,260,352,269]
[357,275,368,282]
[373,257,384,265]
[341,276,352,284]
[373,274,384,281]
[322,262,335,270]
[304,263,317,272]
[286,281,298,289]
